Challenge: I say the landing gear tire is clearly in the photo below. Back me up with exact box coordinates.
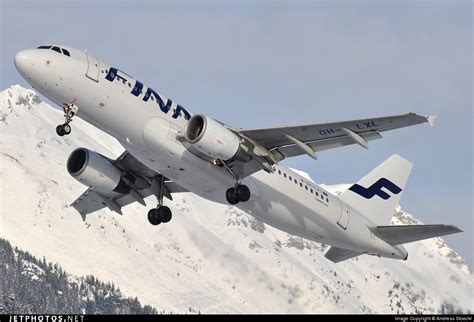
[56,124,71,136]
[236,185,251,202]
[56,125,65,136]
[148,209,161,226]
[226,184,250,204]
[158,206,172,223]
[147,206,172,225]
[226,188,239,205]
[62,123,71,135]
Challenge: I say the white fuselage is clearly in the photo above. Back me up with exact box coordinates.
[14,45,407,259]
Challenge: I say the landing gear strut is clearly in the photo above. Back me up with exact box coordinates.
[219,160,251,205]
[147,176,173,226]
[226,184,251,205]
[56,100,77,136]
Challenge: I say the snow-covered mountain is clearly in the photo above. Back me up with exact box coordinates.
[0,85,472,313]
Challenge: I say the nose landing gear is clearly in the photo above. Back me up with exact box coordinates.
[56,123,71,136]
[56,100,77,136]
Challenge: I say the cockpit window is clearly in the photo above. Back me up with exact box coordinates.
[37,45,71,57]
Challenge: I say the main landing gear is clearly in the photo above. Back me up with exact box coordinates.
[147,206,172,226]
[219,161,251,205]
[226,184,250,205]
[56,101,77,136]
[147,176,173,226]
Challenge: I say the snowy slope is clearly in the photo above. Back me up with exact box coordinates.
[0,85,472,313]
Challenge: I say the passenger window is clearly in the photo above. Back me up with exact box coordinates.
[62,49,71,57]
[51,46,61,53]
[289,176,292,181]
[294,179,297,184]
[278,170,281,175]
[316,191,319,197]
[284,173,287,178]
[300,183,303,187]
[305,186,308,190]
[310,188,313,193]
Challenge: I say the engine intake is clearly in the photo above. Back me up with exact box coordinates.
[184,114,240,160]
[67,148,128,194]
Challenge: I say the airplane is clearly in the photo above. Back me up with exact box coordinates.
[14,44,461,263]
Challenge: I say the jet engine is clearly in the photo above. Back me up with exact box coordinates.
[67,148,128,194]
[184,114,241,160]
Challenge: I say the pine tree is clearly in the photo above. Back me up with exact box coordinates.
[0,238,158,314]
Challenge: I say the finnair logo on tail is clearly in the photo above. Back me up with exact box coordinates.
[349,178,402,200]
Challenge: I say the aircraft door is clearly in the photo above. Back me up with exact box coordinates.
[338,204,350,229]
[85,51,100,82]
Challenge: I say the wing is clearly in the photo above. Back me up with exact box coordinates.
[239,113,435,161]
[70,151,187,220]
[213,112,434,181]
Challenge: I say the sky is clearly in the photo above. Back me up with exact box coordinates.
[1,0,472,265]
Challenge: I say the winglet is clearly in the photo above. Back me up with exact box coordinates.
[426,115,437,127]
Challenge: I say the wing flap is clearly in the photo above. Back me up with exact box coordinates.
[372,225,462,245]
[71,188,107,218]
[274,131,382,159]
[71,189,149,219]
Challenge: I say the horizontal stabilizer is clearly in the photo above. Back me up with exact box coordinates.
[372,224,462,245]
[324,246,362,263]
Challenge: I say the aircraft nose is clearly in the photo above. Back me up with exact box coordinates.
[14,49,35,76]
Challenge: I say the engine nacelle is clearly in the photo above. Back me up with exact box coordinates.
[67,148,128,193]
[184,114,240,160]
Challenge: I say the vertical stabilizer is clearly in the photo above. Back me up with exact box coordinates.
[339,154,413,225]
